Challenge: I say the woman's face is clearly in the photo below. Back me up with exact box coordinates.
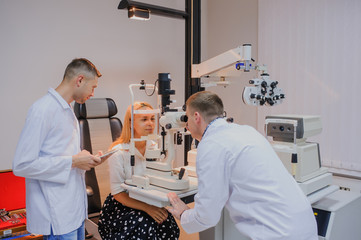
[133,107,155,138]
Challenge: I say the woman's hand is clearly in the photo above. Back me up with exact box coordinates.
[114,192,169,224]
[145,205,169,224]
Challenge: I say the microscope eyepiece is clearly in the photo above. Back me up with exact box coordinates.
[180,115,188,122]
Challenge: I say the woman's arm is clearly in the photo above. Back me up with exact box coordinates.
[113,192,169,224]
[109,145,169,224]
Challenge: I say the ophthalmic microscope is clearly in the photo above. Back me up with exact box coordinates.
[121,73,197,207]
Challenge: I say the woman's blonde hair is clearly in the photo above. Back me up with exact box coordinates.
[109,101,153,149]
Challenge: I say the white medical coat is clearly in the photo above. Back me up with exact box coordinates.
[12,88,87,235]
[181,119,318,240]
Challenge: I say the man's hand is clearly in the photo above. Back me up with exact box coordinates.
[97,149,117,163]
[72,150,101,171]
[167,192,190,220]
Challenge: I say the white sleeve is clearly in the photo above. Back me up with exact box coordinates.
[109,148,128,195]
[181,139,231,233]
[12,106,72,184]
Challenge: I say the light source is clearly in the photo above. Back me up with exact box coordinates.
[118,0,188,20]
[128,7,150,21]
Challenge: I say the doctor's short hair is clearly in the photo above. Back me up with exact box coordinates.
[63,58,102,81]
[186,91,224,123]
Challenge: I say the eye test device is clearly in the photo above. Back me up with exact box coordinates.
[121,74,197,208]
[264,115,361,240]
[265,115,337,201]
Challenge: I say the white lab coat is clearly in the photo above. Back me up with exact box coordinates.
[12,88,87,235]
[181,119,318,240]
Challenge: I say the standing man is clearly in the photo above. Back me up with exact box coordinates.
[13,58,104,239]
[168,91,318,240]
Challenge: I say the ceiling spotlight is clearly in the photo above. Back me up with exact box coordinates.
[128,7,150,20]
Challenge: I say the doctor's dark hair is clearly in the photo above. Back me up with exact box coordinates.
[63,58,102,81]
[186,91,224,123]
[109,101,153,150]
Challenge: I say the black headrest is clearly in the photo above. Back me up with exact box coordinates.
[74,98,118,119]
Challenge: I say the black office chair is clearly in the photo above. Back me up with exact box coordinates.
[74,98,122,238]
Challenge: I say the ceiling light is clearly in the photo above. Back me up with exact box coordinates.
[128,7,150,21]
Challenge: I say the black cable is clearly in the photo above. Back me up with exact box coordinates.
[144,79,158,96]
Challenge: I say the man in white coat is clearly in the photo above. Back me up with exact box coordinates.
[168,91,318,240]
[13,58,107,240]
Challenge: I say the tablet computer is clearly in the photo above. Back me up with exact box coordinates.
[100,148,119,160]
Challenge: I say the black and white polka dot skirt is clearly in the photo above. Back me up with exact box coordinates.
[98,194,180,240]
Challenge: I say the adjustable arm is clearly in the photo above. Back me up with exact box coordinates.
[191,44,252,78]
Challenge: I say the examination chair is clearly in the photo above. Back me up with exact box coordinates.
[74,98,122,239]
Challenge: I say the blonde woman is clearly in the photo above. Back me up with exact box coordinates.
[98,102,179,240]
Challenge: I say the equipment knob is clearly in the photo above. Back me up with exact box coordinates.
[179,168,186,180]
[270,81,278,88]
[131,155,135,166]
[140,80,145,90]
[266,98,274,106]
[180,115,188,122]
[226,117,234,123]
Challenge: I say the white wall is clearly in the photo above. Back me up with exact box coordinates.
[202,0,258,127]
[257,0,361,177]
[0,0,260,170]
[0,0,186,170]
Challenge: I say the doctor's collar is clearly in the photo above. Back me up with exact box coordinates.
[202,117,223,138]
